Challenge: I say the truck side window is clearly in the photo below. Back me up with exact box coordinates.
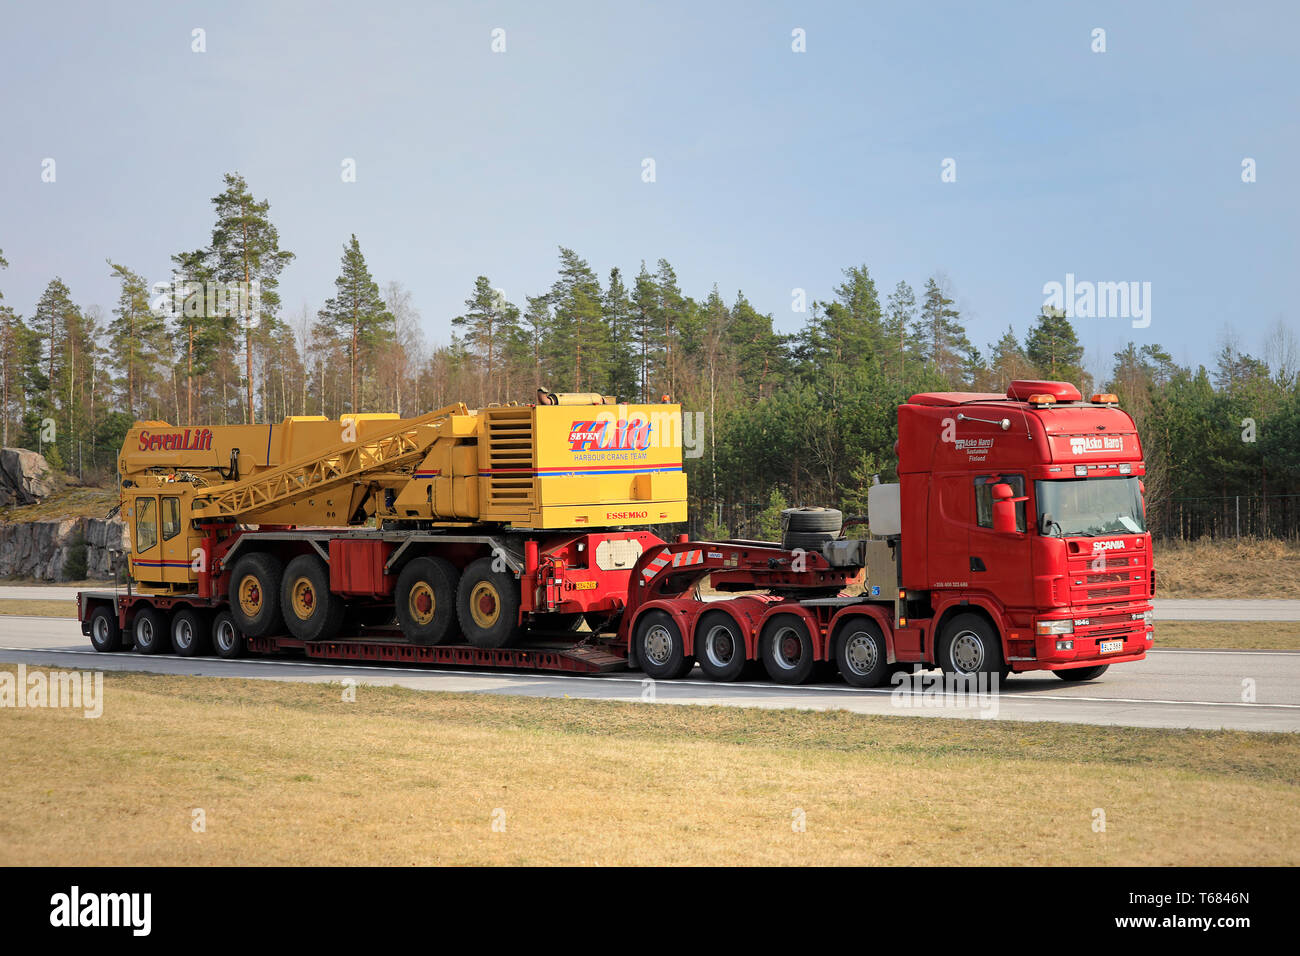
[162,496,181,541]
[974,475,1027,532]
[137,497,158,552]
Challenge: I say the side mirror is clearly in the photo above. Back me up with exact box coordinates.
[990,483,1026,534]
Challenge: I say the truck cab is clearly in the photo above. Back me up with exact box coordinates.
[895,379,1154,676]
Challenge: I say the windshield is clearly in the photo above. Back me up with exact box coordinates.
[1035,477,1146,537]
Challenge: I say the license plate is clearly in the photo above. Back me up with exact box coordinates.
[573,581,597,590]
[1099,639,1124,654]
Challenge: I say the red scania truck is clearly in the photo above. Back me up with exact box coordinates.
[81,380,1153,686]
[623,379,1153,686]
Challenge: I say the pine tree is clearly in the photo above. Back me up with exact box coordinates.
[1025,306,1087,388]
[207,172,294,422]
[914,275,975,386]
[107,261,163,421]
[632,263,663,401]
[602,267,639,400]
[451,275,519,406]
[316,235,393,413]
[884,280,918,378]
[547,248,606,391]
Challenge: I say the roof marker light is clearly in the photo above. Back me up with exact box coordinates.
[1091,393,1119,404]
[1027,394,1056,405]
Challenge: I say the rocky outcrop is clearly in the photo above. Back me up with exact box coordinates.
[0,517,128,581]
[0,448,56,506]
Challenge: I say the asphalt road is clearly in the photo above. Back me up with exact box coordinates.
[1,615,1295,733]
[3,587,1298,621]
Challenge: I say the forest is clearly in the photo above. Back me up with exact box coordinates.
[1,172,1297,540]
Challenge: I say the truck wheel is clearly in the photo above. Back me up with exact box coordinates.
[132,607,168,655]
[781,507,843,533]
[695,611,749,682]
[1055,665,1109,682]
[456,557,521,649]
[88,605,122,652]
[229,552,285,638]
[396,556,460,645]
[761,614,817,684]
[171,608,210,657]
[634,610,692,680]
[937,613,1007,680]
[281,554,345,642]
[833,619,889,688]
[212,610,246,659]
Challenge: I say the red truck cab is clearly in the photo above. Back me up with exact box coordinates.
[896,380,1154,676]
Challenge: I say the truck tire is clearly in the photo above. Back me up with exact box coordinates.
[1055,664,1109,682]
[171,608,210,657]
[634,610,692,680]
[88,605,122,652]
[781,507,843,533]
[761,613,817,684]
[396,556,461,645]
[281,553,345,642]
[781,530,838,552]
[937,612,1007,680]
[456,557,521,649]
[229,552,285,638]
[132,607,168,655]
[695,611,749,682]
[833,618,889,688]
[212,609,246,659]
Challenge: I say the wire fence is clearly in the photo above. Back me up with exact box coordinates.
[1151,494,1300,541]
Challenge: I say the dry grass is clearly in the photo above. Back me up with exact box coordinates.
[1155,621,1300,650]
[0,599,77,618]
[1154,538,1300,599]
[0,485,117,524]
[0,667,1296,866]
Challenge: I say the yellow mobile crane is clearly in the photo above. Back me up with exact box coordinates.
[83,392,686,668]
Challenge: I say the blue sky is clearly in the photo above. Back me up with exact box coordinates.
[2,0,1296,381]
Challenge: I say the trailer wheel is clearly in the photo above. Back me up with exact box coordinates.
[212,609,246,659]
[455,557,521,649]
[229,552,285,638]
[833,618,889,688]
[634,610,692,680]
[171,608,210,657]
[695,611,749,682]
[396,556,461,645]
[1055,665,1109,682]
[132,607,169,655]
[760,614,817,684]
[937,612,1007,681]
[88,605,122,652]
[281,554,345,642]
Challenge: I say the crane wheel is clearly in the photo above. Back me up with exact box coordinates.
[396,556,461,645]
[172,608,211,657]
[281,554,345,642]
[88,605,122,653]
[212,610,246,659]
[229,552,285,638]
[833,618,889,687]
[694,611,750,682]
[456,557,521,649]
[760,613,817,684]
[132,607,169,655]
[633,609,692,680]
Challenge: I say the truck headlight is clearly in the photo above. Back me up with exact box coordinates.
[1035,619,1075,636]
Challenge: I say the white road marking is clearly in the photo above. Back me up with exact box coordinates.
[3,644,1296,711]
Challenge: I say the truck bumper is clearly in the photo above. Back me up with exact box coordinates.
[1012,625,1153,672]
